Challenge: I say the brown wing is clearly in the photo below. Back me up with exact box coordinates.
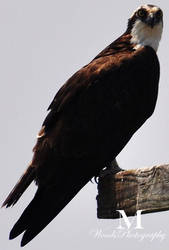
[38,56,116,136]
[34,45,159,163]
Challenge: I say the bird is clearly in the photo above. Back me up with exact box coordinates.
[2,4,163,247]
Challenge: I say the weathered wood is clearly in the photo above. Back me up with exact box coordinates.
[97,164,169,219]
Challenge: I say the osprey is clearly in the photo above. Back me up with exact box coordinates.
[3,4,163,247]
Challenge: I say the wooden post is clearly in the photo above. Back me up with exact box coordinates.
[97,164,169,219]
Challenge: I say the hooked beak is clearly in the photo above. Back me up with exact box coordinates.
[146,14,157,28]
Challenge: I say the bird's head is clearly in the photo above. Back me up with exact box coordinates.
[127,4,163,51]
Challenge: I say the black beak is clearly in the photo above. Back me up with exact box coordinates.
[146,15,157,28]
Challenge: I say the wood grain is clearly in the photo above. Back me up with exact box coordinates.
[97,164,169,218]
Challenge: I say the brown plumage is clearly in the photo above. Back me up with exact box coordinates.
[2,4,163,247]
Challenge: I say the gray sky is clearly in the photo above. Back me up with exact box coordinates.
[0,0,169,249]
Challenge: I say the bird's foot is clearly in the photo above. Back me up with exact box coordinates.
[99,159,124,178]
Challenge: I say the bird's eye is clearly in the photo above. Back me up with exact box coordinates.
[156,10,163,18]
[137,9,147,18]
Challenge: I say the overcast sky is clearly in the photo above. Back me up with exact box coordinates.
[1,1,169,250]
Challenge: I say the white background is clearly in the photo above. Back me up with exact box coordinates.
[0,1,169,249]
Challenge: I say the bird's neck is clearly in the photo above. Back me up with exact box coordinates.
[128,20,163,52]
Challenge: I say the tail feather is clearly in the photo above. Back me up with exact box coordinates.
[2,164,35,208]
[9,170,91,247]
[9,188,43,240]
